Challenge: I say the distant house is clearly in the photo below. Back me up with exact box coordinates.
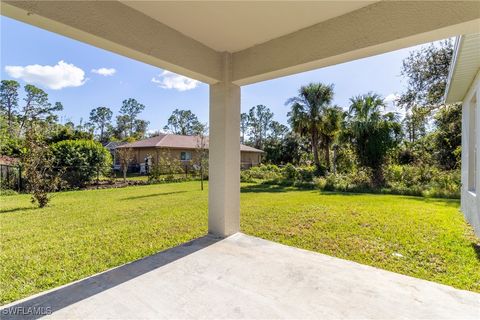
[115,134,263,173]
[444,34,480,237]
[103,141,127,168]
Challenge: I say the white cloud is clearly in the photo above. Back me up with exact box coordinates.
[5,60,86,90]
[152,70,199,91]
[384,93,399,104]
[91,67,116,76]
[383,93,406,118]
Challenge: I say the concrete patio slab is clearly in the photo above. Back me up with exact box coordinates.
[2,233,479,319]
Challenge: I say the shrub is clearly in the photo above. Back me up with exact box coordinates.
[0,189,18,196]
[297,166,316,182]
[51,139,112,188]
[323,168,372,192]
[383,164,460,198]
[23,129,61,207]
[282,163,298,180]
[240,170,255,183]
[242,163,319,185]
[240,164,282,182]
[148,154,185,183]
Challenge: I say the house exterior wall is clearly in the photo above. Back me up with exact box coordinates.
[116,147,262,168]
[241,151,262,167]
[461,70,480,237]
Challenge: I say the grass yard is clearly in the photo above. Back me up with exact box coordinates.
[1,181,479,304]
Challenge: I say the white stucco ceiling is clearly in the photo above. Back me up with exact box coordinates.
[3,1,479,84]
[121,1,376,52]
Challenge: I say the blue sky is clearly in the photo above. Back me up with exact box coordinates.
[1,15,434,132]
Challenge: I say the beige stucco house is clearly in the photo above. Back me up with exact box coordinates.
[445,34,480,237]
[116,134,263,172]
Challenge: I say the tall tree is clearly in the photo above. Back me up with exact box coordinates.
[19,85,63,132]
[432,103,462,170]
[132,119,149,140]
[163,109,203,135]
[403,105,433,143]
[268,121,289,142]
[398,40,453,108]
[286,83,334,170]
[347,93,401,184]
[115,114,131,140]
[397,40,453,142]
[247,105,274,149]
[89,106,113,142]
[318,106,345,171]
[0,80,20,135]
[240,112,249,144]
[119,98,146,137]
[263,121,290,164]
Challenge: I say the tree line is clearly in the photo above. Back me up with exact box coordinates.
[0,39,461,203]
[238,40,460,190]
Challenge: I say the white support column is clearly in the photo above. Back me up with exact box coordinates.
[208,53,241,237]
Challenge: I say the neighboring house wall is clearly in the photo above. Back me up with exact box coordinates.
[125,148,198,164]
[241,151,262,167]
[461,70,480,236]
[116,147,262,168]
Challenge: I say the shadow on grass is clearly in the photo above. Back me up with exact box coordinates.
[0,235,221,320]
[0,207,37,214]
[472,243,480,262]
[397,196,460,208]
[241,183,460,208]
[241,183,295,193]
[121,190,187,200]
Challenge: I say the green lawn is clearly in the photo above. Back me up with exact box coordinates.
[1,181,479,305]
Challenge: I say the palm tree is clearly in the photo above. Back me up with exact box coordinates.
[286,83,334,171]
[347,93,401,184]
[318,106,344,171]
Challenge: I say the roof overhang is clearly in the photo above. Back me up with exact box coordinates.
[2,1,480,86]
[444,34,480,104]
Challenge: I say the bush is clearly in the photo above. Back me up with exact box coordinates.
[384,164,460,198]
[0,189,18,196]
[240,170,255,183]
[241,164,282,182]
[242,163,319,185]
[240,162,459,198]
[323,168,372,192]
[148,156,185,183]
[297,166,316,182]
[51,140,112,188]
[282,163,298,180]
[23,129,61,207]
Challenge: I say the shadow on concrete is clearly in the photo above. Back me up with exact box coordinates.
[121,190,187,200]
[0,235,221,320]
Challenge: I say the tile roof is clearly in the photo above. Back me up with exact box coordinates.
[117,134,264,153]
[103,141,127,150]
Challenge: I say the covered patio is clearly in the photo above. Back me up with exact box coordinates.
[1,1,480,318]
[2,233,479,319]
